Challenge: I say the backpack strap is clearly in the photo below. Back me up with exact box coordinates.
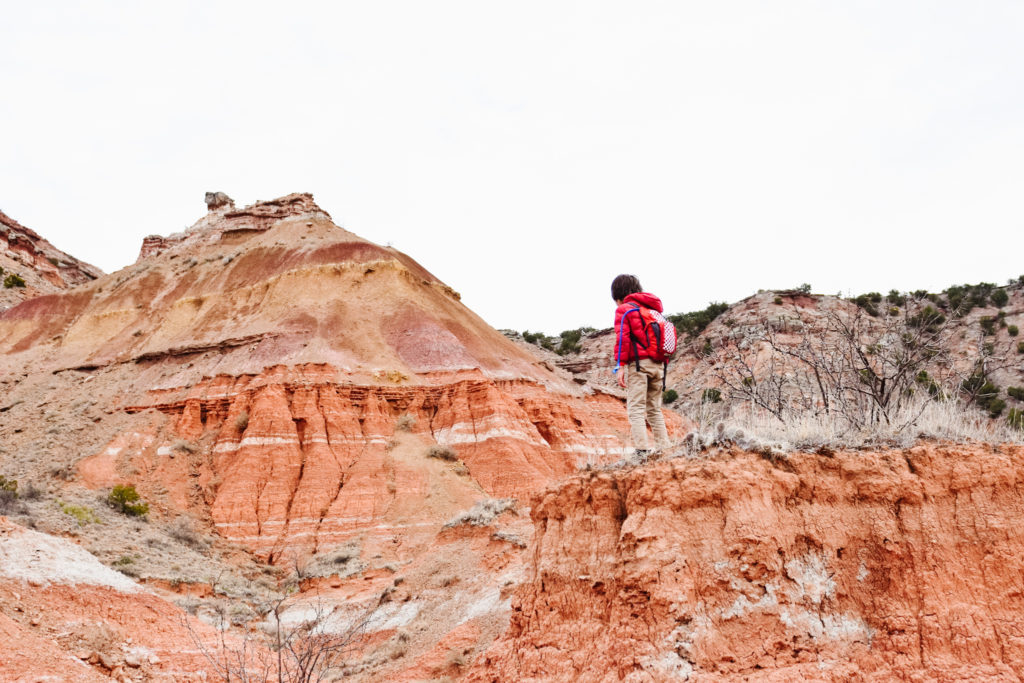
[614,306,641,374]
[663,361,668,391]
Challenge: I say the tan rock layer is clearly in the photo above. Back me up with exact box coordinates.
[471,444,1024,682]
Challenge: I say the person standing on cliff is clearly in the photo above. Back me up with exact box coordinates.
[612,274,671,456]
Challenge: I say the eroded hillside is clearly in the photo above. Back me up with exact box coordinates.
[470,443,1024,681]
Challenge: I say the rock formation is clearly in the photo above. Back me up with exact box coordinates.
[0,192,686,679]
[0,209,103,312]
[0,191,680,558]
[471,444,1024,681]
[204,190,235,211]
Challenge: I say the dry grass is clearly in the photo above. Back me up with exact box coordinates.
[678,396,1024,456]
[426,445,458,462]
[444,498,515,528]
[395,414,416,432]
[172,439,198,454]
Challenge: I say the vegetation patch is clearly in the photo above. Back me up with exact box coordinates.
[3,273,26,288]
[60,501,101,526]
[444,498,515,528]
[107,484,149,517]
[426,445,458,461]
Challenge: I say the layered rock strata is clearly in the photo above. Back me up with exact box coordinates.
[1,193,680,561]
[471,444,1024,681]
[0,208,102,311]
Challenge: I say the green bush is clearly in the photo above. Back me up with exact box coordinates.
[943,282,996,315]
[886,289,906,306]
[667,302,729,339]
[991,289,1009,307]
[915,370,943,398]
[1019,341,1024,354]
[0,476,16,494]
[60,502,100,525]
[1009,325,1018,337]
[907,306,946,333]
[662,389,678,403]
[980,317,996,336]
[796,283,812,294]
[555,327,593,355]
[773,296,783,305]
[3,273,26,288]
[701,340,713,356]
[107,484,149,517]
[987,398,1007,418]
[1008,387,1024,401]
[701,388,722,404]
[851,292,882,316]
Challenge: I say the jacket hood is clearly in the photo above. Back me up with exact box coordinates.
[623,292,663,313]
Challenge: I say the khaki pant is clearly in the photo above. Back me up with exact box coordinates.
[625,358,670,451]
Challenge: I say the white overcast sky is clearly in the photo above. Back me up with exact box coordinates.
[2,1,1023,334]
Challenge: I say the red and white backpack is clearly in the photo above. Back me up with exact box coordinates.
[616,306,678,387]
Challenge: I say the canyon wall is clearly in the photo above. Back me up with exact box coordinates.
[471,443,1024,681]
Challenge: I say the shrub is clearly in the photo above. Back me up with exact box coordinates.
[60,502,100,525]
[172,439,197,453]
[980,317,996,336]
[907,306,946,333]
[556,328,592,355]
[663,389,678,403]
[701,388,722,404]
[886,290,906,306]
[426,445,458,462]
[168,517,206,550]
[1009,325,1019,337]
[988,398,1007,418]
[773,296,783,305]
[395,414,416,432]
[444,498,515,528]
[107,484,149,517]
[701,340,713,356]
[1009,408,1024,430]
[234,411,249,431]
[1019,341,1024,354]
[797,283,812,294]
[0,476,18,514]
[1008,387,1024,402]
[3,273,26,288]
[667,302,729,339]
[916,370,943,398]
[851,293,882,317]
[991,289,1009,307]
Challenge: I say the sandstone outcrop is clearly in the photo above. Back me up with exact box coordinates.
[0,208,102,312]
[471,443,1024,681]
[204,190,235,210]
[1,192,681,558]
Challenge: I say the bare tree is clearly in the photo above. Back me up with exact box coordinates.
[695,296,964,430]
[182,574,384,682]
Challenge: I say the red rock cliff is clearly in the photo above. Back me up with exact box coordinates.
[0,209,102,311]
[471,444,1024,681]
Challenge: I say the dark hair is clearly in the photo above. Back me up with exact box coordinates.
[611,274,642,302]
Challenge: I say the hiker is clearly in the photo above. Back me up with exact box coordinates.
[612,274,673,455]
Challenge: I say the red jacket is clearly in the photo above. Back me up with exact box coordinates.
[613,292,664,366]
